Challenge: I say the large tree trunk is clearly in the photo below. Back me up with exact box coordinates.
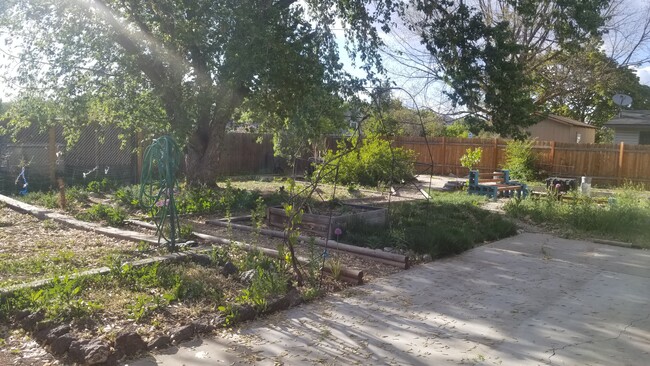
[184,121,227,185]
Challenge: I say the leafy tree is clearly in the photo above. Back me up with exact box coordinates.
[539,40,650,141]
[411,0,610,138]
[362,97,445,137]
[442,120,470,138]
[0,0,399,183]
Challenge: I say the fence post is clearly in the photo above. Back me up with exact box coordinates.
[550,141,556,174]
[493,138,498,171]
[441,137,446,175]
[48,126,57,187]
[617,141,625,183]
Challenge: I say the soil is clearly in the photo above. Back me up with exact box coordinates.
[0,205,156,288]
[186,218,405,284]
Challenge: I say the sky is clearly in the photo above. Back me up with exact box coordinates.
[1,1,650,107]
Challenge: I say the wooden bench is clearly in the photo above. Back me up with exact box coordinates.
[467,170,528,200]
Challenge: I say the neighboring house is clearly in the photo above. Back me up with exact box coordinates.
[527,114,596,143]
[604,110,650,145]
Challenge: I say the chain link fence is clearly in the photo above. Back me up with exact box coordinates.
[0,124,138,195]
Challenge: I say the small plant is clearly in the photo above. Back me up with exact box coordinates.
[328,255,342,280]
[217,303,237,326]
[460,147,483,171]
[115,185,140,208]
[77,203,128,226]
[503,139,537,181]
[42,219,59,231]
[179,223,193,240]
[136,241,151,252]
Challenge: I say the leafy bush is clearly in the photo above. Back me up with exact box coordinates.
[503,139,538,181]
[319,135,416,186]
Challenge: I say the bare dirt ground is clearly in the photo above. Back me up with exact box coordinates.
[0,205,150,287]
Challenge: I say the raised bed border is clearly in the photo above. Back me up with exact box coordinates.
[267,202,387,239]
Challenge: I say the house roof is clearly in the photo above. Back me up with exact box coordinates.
[604,110,650,127]
[544,114,597,129]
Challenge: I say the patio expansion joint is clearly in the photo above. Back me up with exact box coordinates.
[547,311,650,364]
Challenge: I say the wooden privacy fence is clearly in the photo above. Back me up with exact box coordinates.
[391,136,650,184]
[132,133,650,185]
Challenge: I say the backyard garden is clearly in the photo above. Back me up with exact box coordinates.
[1,133,650,366]
[1,1,649,364]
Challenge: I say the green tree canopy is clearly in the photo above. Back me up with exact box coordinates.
[411,0,611,139]
[0,0,400,183]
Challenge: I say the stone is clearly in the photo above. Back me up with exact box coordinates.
[192,319,215,334]
[147,335,171,350]
[68,339,90,364]
[170,324,194,344]
[34,326,53,343]
[40,324,71,345]
[83,339,111,365]
[263,295,290,315]
[239,269,256,284]
[286,287,303,307]
[114,331,147,357]
[14,309,31,322]
[189,253,212,267]
[233,304,257,323]
[101,351,121,366]
[221,261,238,277]
[50,334,75,356]
[20,311,44,330]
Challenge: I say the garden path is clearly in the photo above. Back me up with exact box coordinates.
[130,233,650,366]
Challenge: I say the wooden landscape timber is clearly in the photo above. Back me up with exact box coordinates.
[126,219,365,285]
[205,219,410,269]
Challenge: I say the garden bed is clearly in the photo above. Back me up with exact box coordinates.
[267,202,387,238]
[0,197,378,365]
[0,205,157,288]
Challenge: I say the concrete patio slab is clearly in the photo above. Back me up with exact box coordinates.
[129,233,650,366]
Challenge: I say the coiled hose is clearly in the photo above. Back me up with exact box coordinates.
[139,135,182,251]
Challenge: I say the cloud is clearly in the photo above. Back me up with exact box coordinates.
[636,66,650,86]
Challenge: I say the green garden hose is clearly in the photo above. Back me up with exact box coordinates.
[139,135,182,251]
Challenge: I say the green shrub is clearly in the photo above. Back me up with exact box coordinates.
[319,135,416,186]
[503,139,538,181]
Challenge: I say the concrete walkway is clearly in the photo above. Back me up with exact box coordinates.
[129,233,650,366]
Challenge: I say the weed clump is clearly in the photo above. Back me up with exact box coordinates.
[341,192,516,257]
[505,185,650,247]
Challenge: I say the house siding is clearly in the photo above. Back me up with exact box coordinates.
[526,119,595,143]
[614,129,639,145]
[527,120,571,142]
